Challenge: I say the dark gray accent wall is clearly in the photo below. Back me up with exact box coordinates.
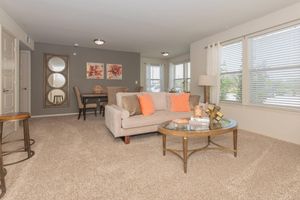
[31,42,140,116]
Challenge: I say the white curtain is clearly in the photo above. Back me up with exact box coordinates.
[169,63,175,90]
[159,64,164,92]
[145,64,151,92]
[206,43,221,104]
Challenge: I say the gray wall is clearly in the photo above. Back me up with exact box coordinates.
[31,42,140,116]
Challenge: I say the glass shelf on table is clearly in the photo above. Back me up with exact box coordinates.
[164,118,233,131]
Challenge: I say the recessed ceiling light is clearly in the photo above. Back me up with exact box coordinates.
[161,52,169,57]
[74,43,79,47]
[94,39,105,45]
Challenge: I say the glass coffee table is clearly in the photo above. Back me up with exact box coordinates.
[158,118,238,173]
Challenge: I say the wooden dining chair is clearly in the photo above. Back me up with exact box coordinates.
[99,101,107,117]
[73,86,98,120]
[92,85,108,117]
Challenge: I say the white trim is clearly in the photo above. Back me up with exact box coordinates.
[14,38,19,131]
[15,38,19,113]
[242,36,249,105]
[20,50,31,113]
[31,111,98,118]
[0,25,2,114]
[32,113,78,118]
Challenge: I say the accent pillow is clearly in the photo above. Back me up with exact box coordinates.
[170,93,190,112]
[189,95,200,110]
[138,94,155,116]
[122,95,141,116]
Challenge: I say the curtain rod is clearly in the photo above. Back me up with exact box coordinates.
[204,17,300,49]
[204,43,219,49]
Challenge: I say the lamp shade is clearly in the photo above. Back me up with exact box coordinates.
[198,75,216,86]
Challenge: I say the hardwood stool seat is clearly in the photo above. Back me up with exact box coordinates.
[0,112,35,198]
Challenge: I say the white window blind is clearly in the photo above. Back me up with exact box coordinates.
[146,64,164,92]
[171,62,191,92]
[220,41,243,102]
[249,25,300,109]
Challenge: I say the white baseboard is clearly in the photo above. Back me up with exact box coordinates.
[31,111,98,118]
[32,113,78,118]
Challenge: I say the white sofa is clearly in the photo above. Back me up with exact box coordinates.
[105,92,193,144]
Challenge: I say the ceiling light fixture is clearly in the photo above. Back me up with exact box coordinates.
[94,39,105,45]
[73,43,79,56]
[161,52,169,57]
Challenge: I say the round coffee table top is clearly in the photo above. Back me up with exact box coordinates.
[0,112,31,122]
[158,118,237,137]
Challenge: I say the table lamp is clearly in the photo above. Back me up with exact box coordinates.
[198,75,216,103]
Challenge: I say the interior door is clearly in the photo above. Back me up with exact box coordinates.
[1,30,16,135]
[20,50,31,112]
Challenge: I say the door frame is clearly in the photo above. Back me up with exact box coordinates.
[20,50,31,113]
[0,25,2,113]
[0,26,19,115]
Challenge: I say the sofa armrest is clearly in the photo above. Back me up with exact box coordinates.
[105,105,129,137]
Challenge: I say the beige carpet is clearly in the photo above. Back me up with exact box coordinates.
[1,115,300,200]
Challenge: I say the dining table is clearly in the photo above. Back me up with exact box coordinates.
[81,93,108,120]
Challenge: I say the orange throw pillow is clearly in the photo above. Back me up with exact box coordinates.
[138,94,155,116]
[170,93,190,112]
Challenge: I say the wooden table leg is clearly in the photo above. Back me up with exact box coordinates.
[183,137,188,173]
[162,135,166,156]
[0,122,6,198]
[23,119,32,158]
[208,136,211,145]
[233,129,238,157]
[83,97,87,120]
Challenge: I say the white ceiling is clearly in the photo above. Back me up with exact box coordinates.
[1,0,300,58]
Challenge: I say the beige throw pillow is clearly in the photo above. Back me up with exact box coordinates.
[122,95,142,116]
[144,92,167,110]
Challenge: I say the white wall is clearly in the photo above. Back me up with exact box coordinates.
[0,7,34,50]
[190,2,300,145]
[168,53,190,64]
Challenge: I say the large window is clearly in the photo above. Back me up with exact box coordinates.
[172,62,191,92]
[220,41,243,102]
[249,25,300,109]
[146,64,163,92]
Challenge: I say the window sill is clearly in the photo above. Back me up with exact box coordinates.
[219,100,242,105]
[219,102,300,114]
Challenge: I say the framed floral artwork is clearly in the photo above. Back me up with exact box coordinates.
[86,63,104,79]
[106,64,122,80]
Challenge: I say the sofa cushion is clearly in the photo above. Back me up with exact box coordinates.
[167,93,200,111]
[143,92,167,111]
[138,94,155,116]
[122,95,141,116]
[116,92,141,107]
[122,110,192,129]
[170,93,190,112]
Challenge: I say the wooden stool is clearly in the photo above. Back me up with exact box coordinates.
[0,112,35,198]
